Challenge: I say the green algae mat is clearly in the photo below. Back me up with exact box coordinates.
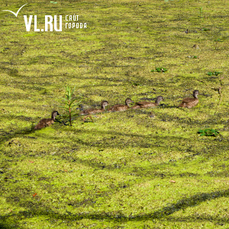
[0,0,229,228]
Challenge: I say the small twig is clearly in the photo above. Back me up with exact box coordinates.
[214,77,224,115]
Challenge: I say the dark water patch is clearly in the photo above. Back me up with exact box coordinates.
[202,76,219,82]
[179,172,198,177]
[0,66,22,77]
[0,222,21,229]
[2,189,229,223]
[206,171,229,177]
[0,127,35,145]
[159,112,228,126]
[15,116,33,121]
[68,198,96,208]
[139,97,156,101]
[28,55,59,65]
[0,114,33,122]
[201,93,212,97]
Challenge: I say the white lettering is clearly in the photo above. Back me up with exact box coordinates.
[24,15,33,32]
[34,15,40,32]
[73,14,78,21]
[54,15,62,31]
[45,15,53,31]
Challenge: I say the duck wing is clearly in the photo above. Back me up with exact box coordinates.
[108,104,126,111]
[136,101,156,108]
[131,104,141,109]
[34,118,54,130]
[179,98,198,108]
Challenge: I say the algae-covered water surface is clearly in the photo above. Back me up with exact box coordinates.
[0,0,229,228]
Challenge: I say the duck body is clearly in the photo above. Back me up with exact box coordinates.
[34,111,59,130]
[135,101,157,108]
[131,104,141,109]
[132,96,164,109]
[178,90,199,108]
[108,98,133,112]
[80,101,109,115]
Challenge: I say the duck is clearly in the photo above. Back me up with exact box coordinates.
[80,100,109,115]
[132,96,164,109]
[178,90,199,108]
[34,111,60,130]
[108,98,133,112]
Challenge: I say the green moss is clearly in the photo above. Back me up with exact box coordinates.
[0,0,229,228]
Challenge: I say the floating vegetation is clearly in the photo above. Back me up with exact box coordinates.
[201,28,210,31]
[215,38,223,42]
[207,71,222,76]
[187,55,198,59]
[151,67,168,73]
[198,129,220,137]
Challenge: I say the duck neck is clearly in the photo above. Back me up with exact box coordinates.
[101,103,107,110]
[193,94,198,99]
[52,114,56,120]
[125,101,131,107]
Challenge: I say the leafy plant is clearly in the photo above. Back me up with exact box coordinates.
[61,86,81,126]
[198,129,219,137]
[207,71,222,76]
[151,67,168,73]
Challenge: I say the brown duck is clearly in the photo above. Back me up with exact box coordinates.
[132,96,164,109]
[108,98,133,112]
[80,100,109,115]
[178,90,199,108]
[34,111,59,130]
